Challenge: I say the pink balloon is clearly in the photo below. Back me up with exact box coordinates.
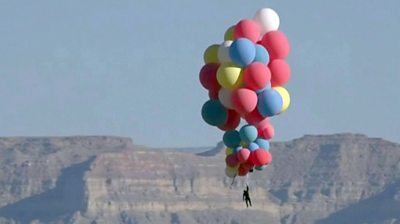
[218,110,241,131]
[257,117,270,126]
[244,108,265,125]
[244,62,271,91]
[231,88,258,115]
[265,151,273,165]
[234,19,261,43]
[269,59,291,87]
[226,154,239,167]
[236,148,251,163]
[251,149,272,166]
[261,31,290,60]
[257,118,275,139]
[199,63,221,91]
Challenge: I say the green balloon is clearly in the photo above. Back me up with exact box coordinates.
[203,44,220,64]
[223,130,241,148]
[255,165,267,171]
[201,100,228,126]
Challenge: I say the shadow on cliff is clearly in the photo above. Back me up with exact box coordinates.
[196,142,224,157]
[0,157,95,223]
[316,179,400,224]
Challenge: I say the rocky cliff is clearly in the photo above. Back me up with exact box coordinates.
[0,134,399,224]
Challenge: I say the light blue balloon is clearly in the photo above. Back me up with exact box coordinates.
[223,130,241,148]
[254,44,270,64]
[255,138,270,150]
[257,89,283,117]
[201,100,228,126]
[256,82,272,95]
[229,38,256,67]
[239,125,258,143]
[248,142,259,151]
[233,146,242,154]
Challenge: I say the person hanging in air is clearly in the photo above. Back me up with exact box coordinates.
[243,185,252,207]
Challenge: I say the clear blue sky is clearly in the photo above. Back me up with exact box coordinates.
[1,0,399,147]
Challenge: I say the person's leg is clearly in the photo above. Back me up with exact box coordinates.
[245,199,249,207]
[249,198,252,207]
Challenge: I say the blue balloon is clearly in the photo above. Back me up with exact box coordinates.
[229,38,256,67]
[223,130,241,148]
[254,44,270,64]
[239,125,258,143]
[257,89,283,117]
[201,100,228,126]
[248,142,259,151]
[255,138,270,150]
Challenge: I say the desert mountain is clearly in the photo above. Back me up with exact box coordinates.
[0,134,399,224]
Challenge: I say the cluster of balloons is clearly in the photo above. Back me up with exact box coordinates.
[199,8,291,178]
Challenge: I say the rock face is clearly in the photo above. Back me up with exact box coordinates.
[0,134,399,224]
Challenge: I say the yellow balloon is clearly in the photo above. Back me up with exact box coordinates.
[274,86,291,113]
[226,164,239,171]
[217,63,243,90]
[224,26,235,41]
[225,147,233,156]
[240,141,247,147]
[225,166,237,177]
[203,44,220,64]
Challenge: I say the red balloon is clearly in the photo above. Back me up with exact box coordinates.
[199,63,220,91]
[208,90,219,100]
[231,88,258,115]
[226,154,239,167]
[251,149,272,166]
[242,158,255,170]
[236,148,251,163]
[218,110,240,131]
[257,118,275,139]
[238,164,249,176]
[261,31,290,60]
[244,108,265,125]
[234,19,261,43]
[269,59,291,87]
[244,62,271,91]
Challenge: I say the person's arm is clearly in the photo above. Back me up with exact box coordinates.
[243,192,245,201]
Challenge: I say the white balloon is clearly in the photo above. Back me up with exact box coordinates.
[217,41,233,63]
[218,88,234,109]
[254,8,280,35]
